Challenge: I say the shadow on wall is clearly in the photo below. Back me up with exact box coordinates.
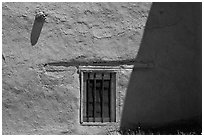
[30,12,46,46]
[120,2,202,134]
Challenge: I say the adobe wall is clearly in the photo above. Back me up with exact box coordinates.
[120,2,202,130]
[2,2,151,134]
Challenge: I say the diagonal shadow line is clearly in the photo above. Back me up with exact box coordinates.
[119,2,202,134]
[119,3,154,131]
[30,17,45,46]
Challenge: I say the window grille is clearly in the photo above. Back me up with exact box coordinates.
[82,72,116,123]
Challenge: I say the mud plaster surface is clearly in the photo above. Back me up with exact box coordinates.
[2,2,151,134]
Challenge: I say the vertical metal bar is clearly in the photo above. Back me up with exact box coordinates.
[86,73,90,122]
[93,73,96,122]
[101,73,104,122]
[109,73,112,122]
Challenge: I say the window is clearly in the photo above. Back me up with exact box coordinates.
[80,70,116,124]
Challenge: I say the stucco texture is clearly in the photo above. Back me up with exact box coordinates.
[2,2,150,134]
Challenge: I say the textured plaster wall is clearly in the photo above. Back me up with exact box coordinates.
[2,2,151,134]
[120,2,202,130]
[3,63,133,135]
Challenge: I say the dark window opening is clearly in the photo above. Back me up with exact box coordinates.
[82,72,116,123]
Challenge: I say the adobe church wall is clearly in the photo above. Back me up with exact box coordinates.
[2,2,151,134]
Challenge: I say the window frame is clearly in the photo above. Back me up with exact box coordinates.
[79,66,120,125]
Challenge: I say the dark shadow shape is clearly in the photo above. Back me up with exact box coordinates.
[2,54,5,61]
[120,2,202,134]
[30,16,45,46]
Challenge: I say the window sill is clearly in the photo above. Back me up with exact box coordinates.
[80,122,116,126]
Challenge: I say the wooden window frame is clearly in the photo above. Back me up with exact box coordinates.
[79,66,120,125]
